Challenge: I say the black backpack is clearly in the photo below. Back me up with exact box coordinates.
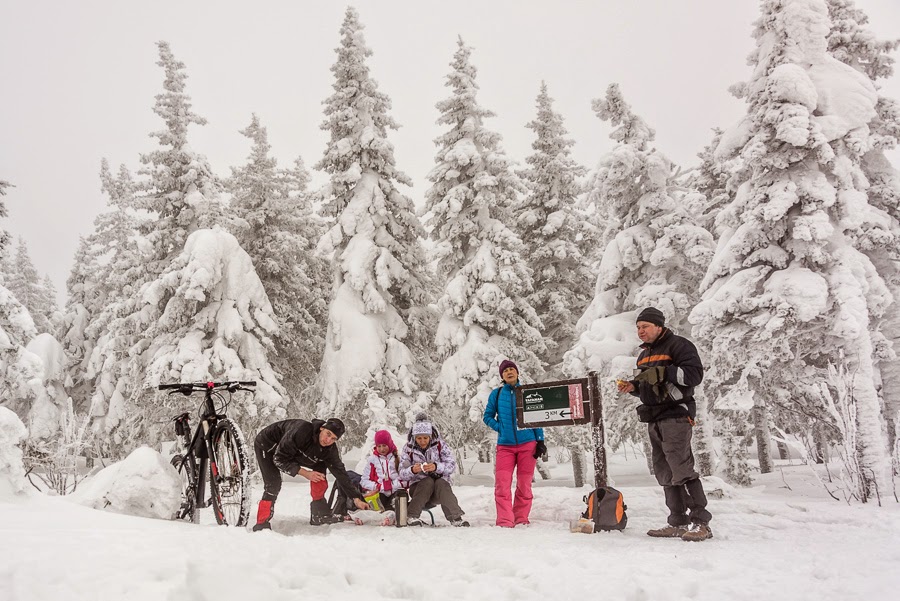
[582,486,628,531]
[328,470,363,516]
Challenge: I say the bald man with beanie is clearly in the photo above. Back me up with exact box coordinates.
[617,307,713,541]
[252,417,367,531]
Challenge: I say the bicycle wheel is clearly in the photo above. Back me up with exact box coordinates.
[209,419,251,526]
[170,454,199,524]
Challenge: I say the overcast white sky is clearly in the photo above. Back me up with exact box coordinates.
[2,0,899,304]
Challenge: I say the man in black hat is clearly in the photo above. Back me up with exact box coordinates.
[252,417,368,531]
[617,307,713,542]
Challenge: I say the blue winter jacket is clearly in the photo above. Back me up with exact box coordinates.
[483,382,544,446]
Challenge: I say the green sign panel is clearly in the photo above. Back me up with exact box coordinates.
[516,378,591,428]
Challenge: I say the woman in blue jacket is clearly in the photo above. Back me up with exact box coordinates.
[483,360,546,527]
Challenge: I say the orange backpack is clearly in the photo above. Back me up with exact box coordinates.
[582,486,628,531]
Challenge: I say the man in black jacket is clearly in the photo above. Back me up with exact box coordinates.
[617,307,713,542]
[252,417,368,532]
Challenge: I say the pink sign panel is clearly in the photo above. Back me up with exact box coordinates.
[568,384,583,419]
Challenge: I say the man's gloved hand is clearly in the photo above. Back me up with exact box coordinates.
[533,440,547,459]
[633,366,666,385]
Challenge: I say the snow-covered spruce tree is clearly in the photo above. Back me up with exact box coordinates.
[826,0,900,477]
[88,42,255,454]
[139,227,286,436]
[691,0,892,497]
[516,82,593,480]
[135,41,224,278]
[517,82,592,376]
[425,37,544,451]
[565,84,714,461]
[228,115,329,407]
[4,238,53,334]
[315,8,432,442]
[64,160,139,420]
[0,179,10,252]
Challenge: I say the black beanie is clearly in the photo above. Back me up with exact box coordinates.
[322,417,346,439]
[636,307,665,327]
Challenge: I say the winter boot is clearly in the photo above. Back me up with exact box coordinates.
[647,524,689,538]
[450,517,470,527]
[309,498,341,526]
[253,495,276,532]
[406,516,425,527]
[681,522,713,542]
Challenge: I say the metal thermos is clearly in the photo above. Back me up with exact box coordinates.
[395,489,408,527]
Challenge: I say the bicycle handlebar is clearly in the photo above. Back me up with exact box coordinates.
[158,381,257,392]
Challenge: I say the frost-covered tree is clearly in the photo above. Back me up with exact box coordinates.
[826,0,900,476]
[63,160,139,418]
[229,115,329,406]
[135,41,223,277]
[517,82,592,376]
[87,42,231,454]
[4,238,52,334]
[425,37,544,448]
[691,0,892,497]
[0,179,11,252]
[315,8,432,440]
[565,84,714,456]
[138,227,287,437]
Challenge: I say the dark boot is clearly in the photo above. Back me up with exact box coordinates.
[647,524,688,538]
[309,498,341,526]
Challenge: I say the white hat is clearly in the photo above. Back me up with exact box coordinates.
[412,421,433,436]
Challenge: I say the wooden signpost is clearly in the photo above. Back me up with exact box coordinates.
[515,371,607,489]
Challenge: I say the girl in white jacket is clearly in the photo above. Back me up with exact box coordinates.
[360,430,403,512]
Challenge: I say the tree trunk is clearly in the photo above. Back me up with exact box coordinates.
[813,422,830,465]
[776,440,790,461]
[753,401,773,474]
[535,457,551,480]
[694,393,716,477]
[848,332,890,502]
[569,443,586,488]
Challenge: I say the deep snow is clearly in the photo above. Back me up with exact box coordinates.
[1,448,899,601]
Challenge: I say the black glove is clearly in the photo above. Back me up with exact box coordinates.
[533,440,547,459]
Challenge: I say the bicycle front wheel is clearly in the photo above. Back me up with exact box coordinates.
[209,419,251,526]
[170,454,199,524]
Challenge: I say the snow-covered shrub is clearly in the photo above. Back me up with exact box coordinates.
[69,446,181,520]
[0,406,28,498]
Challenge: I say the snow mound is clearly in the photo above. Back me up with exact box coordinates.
[69,446,181,520]
[0,406,28,498]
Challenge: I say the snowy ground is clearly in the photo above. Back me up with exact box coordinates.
[2,449,899,601]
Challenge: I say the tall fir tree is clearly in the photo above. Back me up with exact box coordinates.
[5,238,52,334]
[691,0,892,497]
[565,84,714,460]
[315,8,432,440]
[135,41,224,277]
[228,114,329,407]
[64,160,139,420]
[825,0,900,472]
[517,82,592,376]
[425,37,545,449]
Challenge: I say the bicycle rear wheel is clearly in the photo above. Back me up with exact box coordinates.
[209,419,251,526]
[170,454,199,524]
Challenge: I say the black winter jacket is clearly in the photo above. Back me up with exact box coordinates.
[628,328,704,422]
[255,419,363,500]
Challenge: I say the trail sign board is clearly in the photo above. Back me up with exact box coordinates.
[515,378,591,428]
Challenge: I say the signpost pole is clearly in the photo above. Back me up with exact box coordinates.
[588,371,607,489]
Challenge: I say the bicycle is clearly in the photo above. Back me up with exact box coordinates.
[160,380,255,527]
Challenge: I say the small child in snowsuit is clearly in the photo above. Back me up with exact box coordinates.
[360,430,403,512]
